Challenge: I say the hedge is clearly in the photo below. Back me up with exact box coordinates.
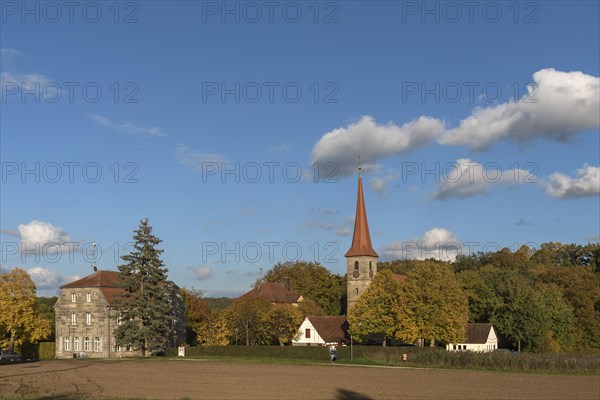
[167,345,600,374]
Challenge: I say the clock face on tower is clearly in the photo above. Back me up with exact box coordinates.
[352,270,360,278]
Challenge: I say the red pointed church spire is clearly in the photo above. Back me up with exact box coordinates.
[345,162,378,258]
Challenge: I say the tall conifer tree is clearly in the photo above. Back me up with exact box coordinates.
[114,218,172,356]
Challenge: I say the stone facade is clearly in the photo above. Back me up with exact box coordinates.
[55,271,186,359]
[346,255,378,312]
[55,287,120,358]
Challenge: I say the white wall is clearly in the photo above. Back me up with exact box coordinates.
[292,318,325,346]
[446,327,498,352]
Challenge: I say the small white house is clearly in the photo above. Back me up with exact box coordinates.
[293,316,348,346]
[447,323,498,352]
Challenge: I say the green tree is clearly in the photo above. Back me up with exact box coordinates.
[180,288,209,345]
[0,268,51,349]
[466,265,575,352]
[196,310,230,346]
[224,294,271,345]
[114,218,173,356]
[36,296,57,341]
[537,265,600,350]
[260,261,344,315]
[267,305,304,345]
[297,297,326,317]
[348,270,401,345]
[395,262,468,347]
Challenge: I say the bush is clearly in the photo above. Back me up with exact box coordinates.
[39,342,55,359]
[168,345,600,373]
[167,345,331,361]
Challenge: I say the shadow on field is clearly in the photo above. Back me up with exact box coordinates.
[336,388,374,400]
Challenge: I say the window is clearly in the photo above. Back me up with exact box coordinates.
[86,293,91,302]
[117,313,122,325]
[74,337,80,351]
[305,329,311,339]
[94,337,101,352]
[369,261,372,270]
[355,288,359,295]
[64,337,71,351]
[354,261,359,270]
[71,313,77,325]
[71,293,76,303]
[86,312,92,325]
[84,337,90,352]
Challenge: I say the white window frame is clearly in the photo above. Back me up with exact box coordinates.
[86,312,92,326]
[84,337,90,352]
[74,337,80,351]
[71,293,76,303]
[64,336,71,351]
[86,293,91,302]
[71,313,77,325]
[94,337,101,352]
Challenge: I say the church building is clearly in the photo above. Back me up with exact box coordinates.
[345,165,379,312]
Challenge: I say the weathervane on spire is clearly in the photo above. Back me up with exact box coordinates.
[358,156,362,177]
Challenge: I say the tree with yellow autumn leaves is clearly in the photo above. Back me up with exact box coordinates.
[0,268,51,349]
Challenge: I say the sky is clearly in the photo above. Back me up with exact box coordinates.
[1,0,599,297]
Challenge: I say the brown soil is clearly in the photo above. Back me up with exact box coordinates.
[0,359,598,400]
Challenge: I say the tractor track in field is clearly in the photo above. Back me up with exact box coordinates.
[1,359,598,399]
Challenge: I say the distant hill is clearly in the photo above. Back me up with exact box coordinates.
[205,297,233,310]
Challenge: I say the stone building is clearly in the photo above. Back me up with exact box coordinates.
[346,166,379,312]
[55,270,186,358]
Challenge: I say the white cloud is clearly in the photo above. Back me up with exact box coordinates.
[17,220,76,254]
[188,266,213,281]
[0,49,56,99]
[26,267,80,294]
[440,69,600,150]
[310,115,445,177]
[304,209,351,238]
[91,114,165,137]
[369,172,400,196]
[433,158,533,200]
[381,227,463,261]
[267,143,291,156]
[175,144,227,171]
[337,227,351,237]
[544,165,600,199]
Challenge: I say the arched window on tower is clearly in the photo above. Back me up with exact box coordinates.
[369,261,372,270]
[355,288,359,295]
[354,261,359,271]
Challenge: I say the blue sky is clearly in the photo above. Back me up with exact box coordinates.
[1,1,599,296]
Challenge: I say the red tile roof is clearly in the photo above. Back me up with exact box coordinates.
[242,281,302,304]
[306,316,349,342]
[345,176,378,258]
[60,270,123,305]
[60,270,120,288]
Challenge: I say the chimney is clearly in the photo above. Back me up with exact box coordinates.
[284,276,290,290]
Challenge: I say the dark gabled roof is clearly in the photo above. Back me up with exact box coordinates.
[345,176,378,258]
[60,270,120,288]
[60,270,122,306]
[463,323,495,344]
[59,270,178,306]
[307,316,349,342]
[242,281,302,304]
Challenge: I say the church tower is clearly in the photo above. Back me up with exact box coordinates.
[346,164,378,312]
